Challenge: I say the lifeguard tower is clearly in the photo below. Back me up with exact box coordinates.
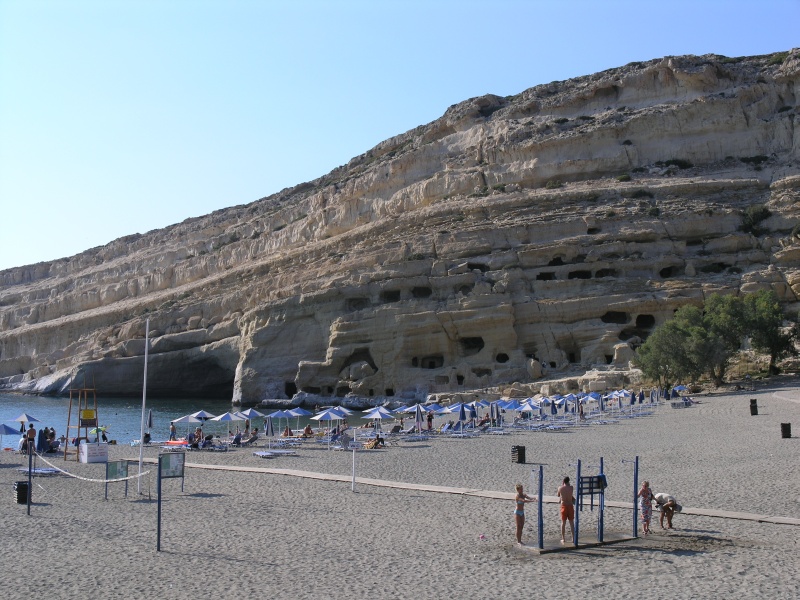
[64,371,99,461]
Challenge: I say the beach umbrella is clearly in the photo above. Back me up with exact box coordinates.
[489,402,501,426]
[311,410,343,448]
[12,413,39,432]
[264,416,275,447]
[147,409,154,430]
[426,403,444,413]
[0,422,21,453]
[287,407,311,430]
[363,407,393,432]
[458,403,467,425]
[212,411,246,422]
[638,390,645,404]
[414,403,425,428]
[172,414,202,436]
[190,410,217,421]
[239,407,265,419]
[266,410,294,435]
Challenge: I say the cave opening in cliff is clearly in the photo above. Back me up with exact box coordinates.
[548,256,565,266]
[536,272,556,281]
[587,227,601,235]
[595,268,618,278]
[568,270,592,279]
[495,353,509,363]
[336,386,350,397]
[659,265,681,278]
[145,356,235,399]
[601,311,629,324]
[460,337,485,356]
[346,297,370,311]
[340,348,378,373]
[456,374,465,385]
[385,388,394,396]
[380,290,401,303]
[412,286,433,298]
[636,314,656,328]
[285,381,298,398]
[457,284,474,295]
[421,355,444,369]
[467,262,489,272]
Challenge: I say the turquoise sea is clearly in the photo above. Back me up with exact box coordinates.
[0,394,300,449]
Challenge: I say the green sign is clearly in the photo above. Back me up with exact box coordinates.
[106,460,129,480]
[159,452,185,479]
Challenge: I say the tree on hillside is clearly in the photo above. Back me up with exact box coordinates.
[744,289,799,374]
[699,293,749,385]
[633,320,688,388]
[634,294,750,387]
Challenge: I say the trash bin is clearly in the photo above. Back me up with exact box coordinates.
[14,481,29,504]
[781,423,792,439]
[749,399,758,416]
[511,445,526,464]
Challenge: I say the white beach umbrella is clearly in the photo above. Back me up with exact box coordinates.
[190,410,217,421]
[239,408,265,419]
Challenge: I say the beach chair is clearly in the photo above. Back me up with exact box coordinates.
[241,434,259,447]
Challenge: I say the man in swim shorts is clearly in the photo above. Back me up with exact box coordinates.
[557,476,575,544]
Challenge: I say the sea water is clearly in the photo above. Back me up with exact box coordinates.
[0,394,312,449]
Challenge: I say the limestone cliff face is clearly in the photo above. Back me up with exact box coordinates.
[1,51,799,402]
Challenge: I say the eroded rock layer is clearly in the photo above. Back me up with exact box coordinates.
[1,51,799,402]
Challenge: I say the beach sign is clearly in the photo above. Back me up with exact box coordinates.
[105,460,129,499]
[157,451,186,552]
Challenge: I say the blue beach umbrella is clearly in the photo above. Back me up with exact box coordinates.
[0,422,21,452]
[288,407,312,430]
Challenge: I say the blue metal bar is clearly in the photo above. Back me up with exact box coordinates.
[633,455,639,538]
[537,465,544,550]
[574,459,581,546]
[157,457,163,552]
[598,456,604,542]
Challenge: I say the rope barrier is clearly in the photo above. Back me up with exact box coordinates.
[24,450,151,484]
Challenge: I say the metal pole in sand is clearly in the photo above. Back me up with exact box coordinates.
[137,318,149,495]
[352,444,357,492]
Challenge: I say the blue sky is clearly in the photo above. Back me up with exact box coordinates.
[1,0,797,271]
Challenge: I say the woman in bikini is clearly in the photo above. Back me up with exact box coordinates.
[514,483,534,544]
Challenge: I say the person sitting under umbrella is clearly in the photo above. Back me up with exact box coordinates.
[282,425,293,437]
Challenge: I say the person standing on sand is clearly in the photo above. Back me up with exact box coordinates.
[514,483,534,544]
[638,480,655,535]
[557,477,575,544]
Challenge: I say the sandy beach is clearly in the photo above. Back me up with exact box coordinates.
[2,381,799,599]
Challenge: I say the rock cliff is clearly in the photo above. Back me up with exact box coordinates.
[2,51,799,403]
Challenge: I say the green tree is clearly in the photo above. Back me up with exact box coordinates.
[744,289,798,374]
[633,314,703,386]
[697,294,748,385]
